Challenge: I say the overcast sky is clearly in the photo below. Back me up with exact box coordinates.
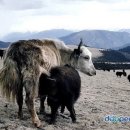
[0,0,130,37]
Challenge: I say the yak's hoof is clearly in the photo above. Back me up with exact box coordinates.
[45,113,51,117]
[48,120,56,125]
[39,108,45,114]
[72,119,76,123]
[34,119,42,128]
[18,112,23,119]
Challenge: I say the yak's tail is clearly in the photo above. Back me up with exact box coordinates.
[0,57,21,102]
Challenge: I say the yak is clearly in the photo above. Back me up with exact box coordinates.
[39,65,81,124]
[0,39,96,127]
[0,49,5,59]
[116,70,127,77]
[128,75,130,82]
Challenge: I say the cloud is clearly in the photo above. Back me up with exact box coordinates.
[0,0,129,11]
[0,0,44,10]
[76,0,128,3]
[0,0,3,3]
[0,0,130,38]
[54,0,128,3]
[1,0,128,12]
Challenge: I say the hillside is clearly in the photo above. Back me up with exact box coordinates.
[60,30,130,49]
[89,47,130,70]
[0,41,10,48]
[119,46,130,54]
[119,29,130,33]
[94,49,130,62]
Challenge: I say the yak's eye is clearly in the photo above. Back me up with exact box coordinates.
[84,56,89,60]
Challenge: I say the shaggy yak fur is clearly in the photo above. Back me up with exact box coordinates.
[0,39,96,127]
[39,65,81,124]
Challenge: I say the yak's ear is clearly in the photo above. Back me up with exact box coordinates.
[47,77,56,81]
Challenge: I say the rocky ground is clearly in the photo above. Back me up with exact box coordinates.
[0,58,130,130]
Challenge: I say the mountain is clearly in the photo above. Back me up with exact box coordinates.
[91,48,130,70]
[119,46,130,54]
[1,29,73,42]
[119,29,130,33]
[113,43,130,50]
[95,49,130,62]
[2,29,130,49]
[60,30,130,49]
[0,41,10,48]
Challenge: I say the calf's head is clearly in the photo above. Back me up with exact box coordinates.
[39,74,57,96]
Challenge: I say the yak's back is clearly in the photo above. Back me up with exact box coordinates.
[4,39,61,71]
[50,65,81,101]
[50,65,80,81]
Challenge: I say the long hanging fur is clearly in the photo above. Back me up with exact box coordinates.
[0,39,61,103]
[0,57,21,102]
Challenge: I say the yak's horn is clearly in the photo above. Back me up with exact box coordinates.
[78,38,83,51]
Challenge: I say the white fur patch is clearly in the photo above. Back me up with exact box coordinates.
[42,38,70,51]
[80,46,92,59]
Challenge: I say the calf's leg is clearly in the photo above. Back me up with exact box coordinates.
[61,105,65,114]
[39,96,46,114]
[66,103,76,123]
[47,98,60,124]
[50,104,59,124]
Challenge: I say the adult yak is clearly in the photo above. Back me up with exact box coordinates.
[0,39,96,127]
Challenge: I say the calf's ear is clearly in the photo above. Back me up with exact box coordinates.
[47,77,56,84]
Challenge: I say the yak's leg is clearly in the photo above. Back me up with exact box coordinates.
[24,79,41,127]
[39,96,46,114]
[16,86,23,119]
[66,104,76,123]
[61,105,65,114]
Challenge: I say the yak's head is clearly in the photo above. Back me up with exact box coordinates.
[70,39,96,76]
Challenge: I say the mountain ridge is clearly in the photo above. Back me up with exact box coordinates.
[60,30,130,49]
[1,29,130,49]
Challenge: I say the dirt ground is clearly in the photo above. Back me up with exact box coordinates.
[0,58,130,130]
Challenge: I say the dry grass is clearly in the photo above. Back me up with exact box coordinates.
[0,58,130,130]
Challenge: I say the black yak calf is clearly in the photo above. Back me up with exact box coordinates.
[128,75,130,82]
[39,65,81,124]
